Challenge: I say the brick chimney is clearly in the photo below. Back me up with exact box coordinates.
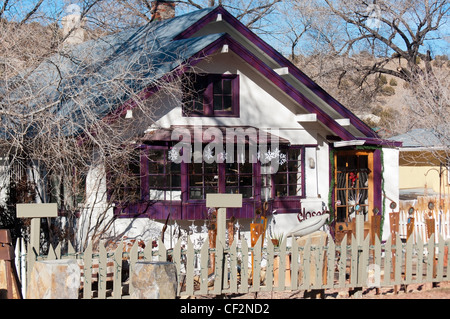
[151,1,176,21]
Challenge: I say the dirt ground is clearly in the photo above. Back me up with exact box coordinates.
[205,281,450,299]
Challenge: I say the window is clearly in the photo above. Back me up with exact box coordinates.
[273,148,302,197]
[183,73,239,117]
[335,153,370,222]
[146,148,181,201]
[188,161,218,199]
[225,149,253,198]
[110,151,141,203]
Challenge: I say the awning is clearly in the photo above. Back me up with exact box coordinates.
[141,125,290,145]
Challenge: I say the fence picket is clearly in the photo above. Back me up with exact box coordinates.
[83,242,93,299]
[229,240,238,294]
[415,235,424,283]
[199,237,209,295]
[383,236,392,286]
[98,243,107,299]
[173,239,182,296]
[250,236,262,293]
[113,241,123,299]
[186,237,194,296]
[350,234,358,287]
[301,236,311,290]
[394,233,402,285]
[47,244,57,260]
[129,240,139,297]
[277,238,287,291]
[311,234,324,290]
[158,239,167,262]
[290,237,299,291]
[446,239,450,280]
[436,235,445,281]
[405,236,413,284]
[238,239,249,294]
[360,234,370,287]
[213,240,224,295]
[67,241,75,259]
[374,235,382,286]
[264,238,274,292]
[143,239,153,261]
[338,235,347,288]
[326,235,335,289]
[426,233,435,282]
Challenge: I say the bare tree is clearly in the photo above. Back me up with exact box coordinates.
[322,0,449,82]
[401,67,450,152]
[0,0,191,250]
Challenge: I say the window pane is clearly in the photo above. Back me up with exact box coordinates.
[226,175,238,185]
[213,80,222,94]
[204,162,217,174]
[183,74,238,116]
[240,187,252,198]
[223,79,232,95]
[241,176,252,186]
[347,155,357,170]
[288,173,300,184]
[337,206,347,222]
[275,185,287,197]
[194,98,203,111]
[226,186,238,194]
[189,174,202,186]
[190,188,202,199]
[213,95,223,110]
[223,96,232,111]
[225,162,238,174]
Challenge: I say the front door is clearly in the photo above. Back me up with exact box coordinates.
[334,150,373,243]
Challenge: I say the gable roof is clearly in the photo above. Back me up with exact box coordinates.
[390,128,448,149]
[175,6,378,139]
[4,6,382,142]
[3,7,220,136]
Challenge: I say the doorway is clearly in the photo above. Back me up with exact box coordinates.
[334,150,374,242]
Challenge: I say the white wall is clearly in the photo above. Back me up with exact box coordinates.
[381,147,400,241]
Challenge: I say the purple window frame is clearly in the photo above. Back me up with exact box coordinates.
[113,144,306,219]
[272,146,305,198]
[182,73,240,117]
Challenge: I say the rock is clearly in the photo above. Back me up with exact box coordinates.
[27,260,80,299]
[130,261,177,299]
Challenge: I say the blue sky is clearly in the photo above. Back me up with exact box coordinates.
[8,1,450,57]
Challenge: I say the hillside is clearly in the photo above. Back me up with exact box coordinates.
[295,54,450,139]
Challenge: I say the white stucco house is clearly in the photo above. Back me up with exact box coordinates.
[4,3,401,249]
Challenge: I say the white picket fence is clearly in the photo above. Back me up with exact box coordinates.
[15,214,450,299]
[399,210,450,243]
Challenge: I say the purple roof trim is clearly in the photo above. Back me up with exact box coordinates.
[116,33,356,141]
[221,35,356,141]
[176,6,378,139]
[358,137,403,148]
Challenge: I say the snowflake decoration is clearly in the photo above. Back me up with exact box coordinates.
[278,152,287,165]
[203,145,214,161]
[189,221,198,234]
[201,221,209,234]
[258,147,287,165]
[168,148,179,162]
[235,220,241,232]
[217,151,228,162]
